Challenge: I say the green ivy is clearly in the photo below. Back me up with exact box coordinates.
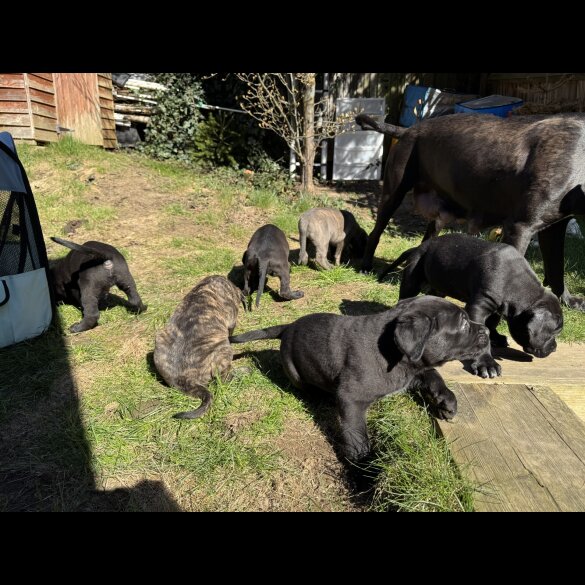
[142,73,205,162]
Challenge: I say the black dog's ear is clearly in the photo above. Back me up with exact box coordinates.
[394,315,433,362]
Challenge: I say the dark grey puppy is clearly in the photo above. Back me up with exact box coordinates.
[242,224,304,308]
[356,112,585,311]
[298,207,368,269]
[154,275,244,420]
[230,296,489,461]
[379,233,563,371]
[50,236,146,333]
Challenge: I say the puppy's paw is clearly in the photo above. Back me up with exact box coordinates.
[70,322,90,333]
[290,290,304,300]
[469,354,502,378]
[433,389,457,420]
[134,303,148,314]
[561,291,585,311]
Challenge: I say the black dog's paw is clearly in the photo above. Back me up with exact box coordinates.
[134,303,148,314]
[70,322,91,333]
[433,389,457,420]
[469,354,502,378]
[290,290,304,300]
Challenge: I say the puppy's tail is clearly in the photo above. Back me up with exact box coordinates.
[355,113,408,138]
[230,324,289,343]
[255,259,269,308]
[51,236,108,261]
[172,376,212,420]
[378,248,417,281]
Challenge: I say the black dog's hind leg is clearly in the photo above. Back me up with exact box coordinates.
[277,268,304,301]
[361,140,416,273]
[538,217,585,310]
[70,283,103,333]
[337,389,371,462]
[116,268,146,313]
[417,368,457,420]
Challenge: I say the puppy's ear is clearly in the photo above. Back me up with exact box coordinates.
[394,315,433,363]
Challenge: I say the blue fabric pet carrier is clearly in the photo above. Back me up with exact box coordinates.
[0,132,53,349]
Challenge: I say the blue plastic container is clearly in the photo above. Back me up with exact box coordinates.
[399,85,429,127]
[455,94,523,117]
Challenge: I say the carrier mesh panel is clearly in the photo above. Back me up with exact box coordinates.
[0,189,39,276]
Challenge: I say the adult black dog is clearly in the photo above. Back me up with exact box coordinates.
[242,224,304,308]
[50,237,146,333]
[230,296,489,461]
[379,234,563,373]
[356,112,585,310]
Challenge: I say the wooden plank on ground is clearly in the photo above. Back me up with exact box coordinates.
[439,340,585,423]
[437,383,585,512]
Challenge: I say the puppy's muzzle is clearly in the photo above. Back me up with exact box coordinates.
[524,338,557,358]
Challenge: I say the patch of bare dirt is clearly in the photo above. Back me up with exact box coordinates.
[262,418,361,512]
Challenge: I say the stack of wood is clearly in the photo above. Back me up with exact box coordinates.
[113,77,166,129]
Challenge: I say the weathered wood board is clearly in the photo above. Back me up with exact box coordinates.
[436,383,585,512]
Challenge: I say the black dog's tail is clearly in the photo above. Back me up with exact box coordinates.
[378,248,418,281]
[51,236,108,261]
[172,376,213,420]
[355,113,408,138]
[255,259,269,308]
[230,324,289,343]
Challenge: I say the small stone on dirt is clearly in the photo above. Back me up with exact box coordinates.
[62,219,87,235]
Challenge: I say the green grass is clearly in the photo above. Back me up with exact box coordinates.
[367,393,474,512]
[247,189,279,209]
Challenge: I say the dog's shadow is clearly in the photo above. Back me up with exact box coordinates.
[234,348,381,505]
[339,298,389,316]
[99,293,144,313]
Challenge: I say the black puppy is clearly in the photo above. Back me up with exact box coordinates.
[230,296,489,461]
[356,112,585,310]
[242,224,304,308]
[50,237,146,333]
[379,233,563,371]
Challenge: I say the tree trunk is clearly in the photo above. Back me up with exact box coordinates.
[301,74,316,193]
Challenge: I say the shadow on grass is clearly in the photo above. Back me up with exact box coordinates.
[0,314,179,512]
[339,299,389,316]
[236,347,380,507]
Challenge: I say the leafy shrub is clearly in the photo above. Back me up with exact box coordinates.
[142,74,204,162]
[193,112,239,168]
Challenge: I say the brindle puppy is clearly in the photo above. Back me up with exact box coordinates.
[298,208,367,270]
[154,275,244,419]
